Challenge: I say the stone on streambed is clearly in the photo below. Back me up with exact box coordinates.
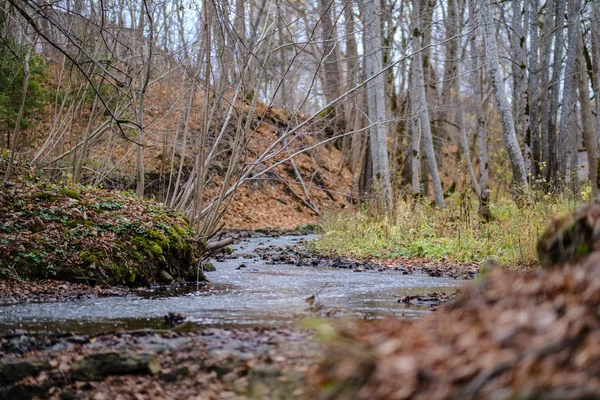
[71,351,161,381]
[158,270,174,283]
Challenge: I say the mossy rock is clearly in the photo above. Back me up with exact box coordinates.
[1,174,206,285]
[292,223,322,235]
[537,202,599,267]
[58,188,81,200]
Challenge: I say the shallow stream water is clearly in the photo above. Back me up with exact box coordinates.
[0,235,462,334]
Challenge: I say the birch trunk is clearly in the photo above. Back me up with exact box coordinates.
[364,0,393,211]
[540,0,555,178]
[480,0,529,197]
[557,0,582,182]
[547,0,567,181]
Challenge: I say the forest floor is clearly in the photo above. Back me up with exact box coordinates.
[0,326,321,400]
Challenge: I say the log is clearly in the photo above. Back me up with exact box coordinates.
[207,237,234,252]
[71,351,160,381]
[0,357,50,385]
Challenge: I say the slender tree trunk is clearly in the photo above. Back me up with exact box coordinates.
[469,0,490,219]
[579,38,596,191]
[412,0,445,208]
[480,0,529,198]
[135,1,153,197]
[364,0,392,211]
[4,43,32,183]
[410,74,422,199]
[593,0,600,191]
[319,0,344,134]
[343,0,359,167]
[547,0,567,182]
[510,0,528,157]
[528,0,541,177]
[540,0,555,179]
[557,0,582,183]
[437,0,459,153]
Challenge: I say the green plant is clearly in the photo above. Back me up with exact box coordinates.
[314,193,576,267]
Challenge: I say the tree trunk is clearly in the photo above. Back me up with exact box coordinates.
[557,0,582,183]
[578,33,597,192]
[135,0,153,197]
[540,0,555,180]
[593,0,600,192]
[528,0,541,177]
[4,43,32,183]
[469,0,490,220]
[411,79,422,199]
[412,0,445,208]
[319,0,344,134]
[547,0,567,182]
[437,0,459,156]
[480,0,529,198]
[364,0,393,212]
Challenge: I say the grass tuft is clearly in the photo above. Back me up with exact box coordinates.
[314,193,578,266]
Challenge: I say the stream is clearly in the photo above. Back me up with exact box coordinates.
[0,235,462,334]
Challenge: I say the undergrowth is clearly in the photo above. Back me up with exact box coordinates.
[314,193,579,266]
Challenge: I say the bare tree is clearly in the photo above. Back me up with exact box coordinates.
[364,0,393,211]
[578,33,597,192]
[469,0,490,219]
[528,0,541,177]
[593,0,600,191]
[4,36,33,183]
[411,0,444,208]
[557,0,582,183]
[480,0,529,198]
[540,0,556,180]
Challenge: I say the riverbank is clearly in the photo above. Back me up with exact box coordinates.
[0,155,204,286]
[0,326,320,400]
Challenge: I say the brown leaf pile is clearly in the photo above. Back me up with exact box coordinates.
[309,205,600,399]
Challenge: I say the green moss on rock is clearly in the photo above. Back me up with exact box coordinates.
[59,188,81,200]
[0,172,205,285]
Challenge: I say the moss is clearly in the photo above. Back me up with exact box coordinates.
[2,172,206,285]
[150,243,163,256]
[66,220,81,228]
[147,229,169,249]
[132,236,164,258]
[35,193,51,201]
[80,250,104,264]
[59,188,81,200]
